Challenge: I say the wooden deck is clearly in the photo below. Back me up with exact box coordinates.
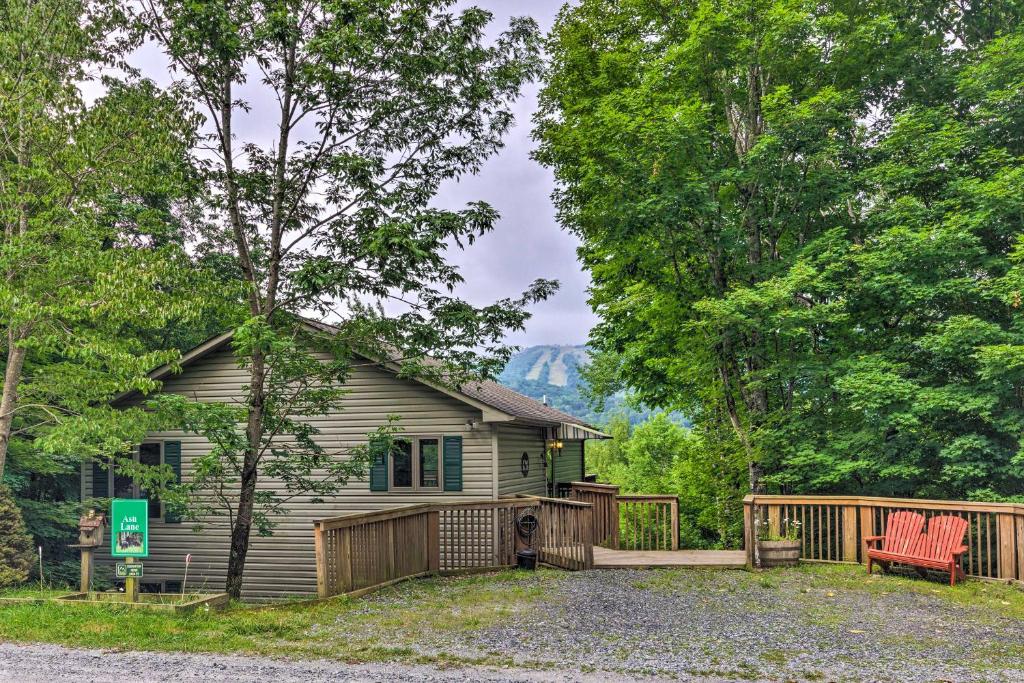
[592,546,746,569]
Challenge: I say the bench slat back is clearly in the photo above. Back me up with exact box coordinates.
[882,511,925,554]
[920,515,968,561]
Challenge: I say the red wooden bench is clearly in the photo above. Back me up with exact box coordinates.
[866,511,968,586]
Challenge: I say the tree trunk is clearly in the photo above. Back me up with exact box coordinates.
[224,350,266,599]
[0,331,28,479]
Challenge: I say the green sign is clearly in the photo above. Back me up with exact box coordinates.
[115,562,144,578]
[111,499,148,558]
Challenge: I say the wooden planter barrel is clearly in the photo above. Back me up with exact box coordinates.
[757,539,801,568]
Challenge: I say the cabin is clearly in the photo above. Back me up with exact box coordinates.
[80,322,606,598]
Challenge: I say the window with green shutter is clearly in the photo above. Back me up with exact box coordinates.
[442,435,462,492]
[163,441,182,523]
[369,437,389,491]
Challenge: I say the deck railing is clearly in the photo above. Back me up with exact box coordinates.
[569,482,620,548]
[744,495,1024,581]
[313,495,597,598]
[569,483,680,551]
[618,495,680,551]
[536,497,595,570]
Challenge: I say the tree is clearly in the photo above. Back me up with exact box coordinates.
[536,0,1024,503]
[139,0,556,597]
[0,0,203,480]
[0,483,34,588]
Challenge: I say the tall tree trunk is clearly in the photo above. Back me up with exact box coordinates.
[225,352,266,599]
[0,334,28,479]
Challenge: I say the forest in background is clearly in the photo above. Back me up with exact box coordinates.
[4,0,1024,580]
[538,0,1024,548]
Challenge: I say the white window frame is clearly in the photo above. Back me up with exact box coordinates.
[108,441,164,519]
[388,435,443,492]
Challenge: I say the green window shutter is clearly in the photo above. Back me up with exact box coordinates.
[369,437,389,491]
[443,435,463,492]
[163,441,182,523]
[92,460,108,499]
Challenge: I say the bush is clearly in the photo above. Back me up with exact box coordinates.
[0,484,35,588]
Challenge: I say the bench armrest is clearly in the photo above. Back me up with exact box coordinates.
[950,545,968,557]
[864,535,885,547]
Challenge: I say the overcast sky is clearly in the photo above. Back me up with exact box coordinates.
[435,1,597,348]
[134,1,594,349]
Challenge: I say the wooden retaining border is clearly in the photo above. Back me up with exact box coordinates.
[744,494,1024,581]
[0,592,229,613]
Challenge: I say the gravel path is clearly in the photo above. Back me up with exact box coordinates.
[0,642,723,683]
[2,567,1023,682]
[351,568,1024,682]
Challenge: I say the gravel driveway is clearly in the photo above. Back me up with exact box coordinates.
[346,567,1024,682]
[2,566,1023,682]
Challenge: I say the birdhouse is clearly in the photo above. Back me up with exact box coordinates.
[77,510,106,548]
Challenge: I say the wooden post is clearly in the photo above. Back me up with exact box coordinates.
[768,504,781,540]
[611,493,620,550]
[79,548,93,593]
[125,556,139,603]
[670,498,680,551]
[582,505,595,569]
[1016,514,1024,582]
[427,511,440,574]
[997,513,1016,580]
[859,505,874,565]
[842,506,859,563]
[743,498,755,568]
[313,522,327,598]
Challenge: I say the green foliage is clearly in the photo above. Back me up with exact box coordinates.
[0,484,34,588]
[587,414,746,548]
[139,0,557,595]
[0,0,208,473]
[537,0,1024,507]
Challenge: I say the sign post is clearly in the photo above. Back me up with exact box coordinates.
[110,499,148,603]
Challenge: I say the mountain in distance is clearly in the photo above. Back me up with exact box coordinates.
[496,344,688,428]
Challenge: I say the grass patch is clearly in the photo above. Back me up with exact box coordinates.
[0,569,558,666]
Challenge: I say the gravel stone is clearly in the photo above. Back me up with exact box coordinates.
[2,568,1023,682]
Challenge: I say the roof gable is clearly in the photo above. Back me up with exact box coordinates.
[115,321,606,437]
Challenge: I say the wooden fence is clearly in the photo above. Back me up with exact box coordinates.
[536,497,595,570]
[618,495,680,551]
[744,495,1024,581]
[569,483,679,551]
[570,482,619,548]
[314,496,596,598]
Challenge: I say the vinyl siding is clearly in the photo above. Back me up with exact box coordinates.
[495,424,547,497]
[83,346,493,599]
[554,440,584,486]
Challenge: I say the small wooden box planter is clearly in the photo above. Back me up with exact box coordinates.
[757,539,801,568]
[52,591,229,614]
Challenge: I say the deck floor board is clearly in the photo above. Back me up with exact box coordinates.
[592,547,746,569]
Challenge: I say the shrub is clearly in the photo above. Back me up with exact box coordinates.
[0,484,35,588]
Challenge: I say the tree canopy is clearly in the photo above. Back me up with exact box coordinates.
[140,0,556,597]
[536,0,1024,501]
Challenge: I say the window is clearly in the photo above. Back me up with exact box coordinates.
[388,436,442,492]
[107,442,164,519]
[139,443,162,519]
[419,438,439,488]
[392,438,413,488]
